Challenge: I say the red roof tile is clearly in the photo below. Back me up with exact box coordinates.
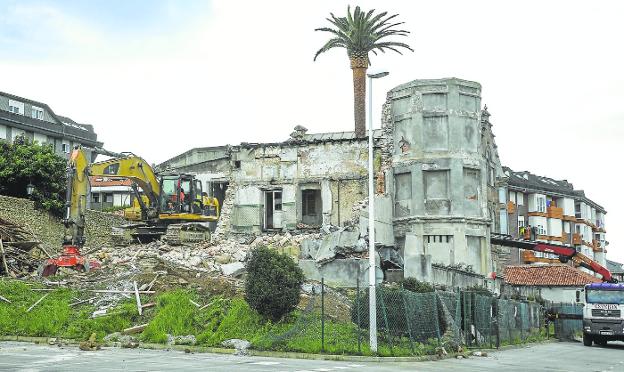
[504,264,601,286]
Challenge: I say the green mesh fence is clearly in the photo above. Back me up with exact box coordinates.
[550,302,583,341]
[260,282,547,356]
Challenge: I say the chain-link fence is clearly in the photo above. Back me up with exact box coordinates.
[549,302,583,341]
[259,281,548,356]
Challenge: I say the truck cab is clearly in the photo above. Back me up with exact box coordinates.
[578,282,624,346]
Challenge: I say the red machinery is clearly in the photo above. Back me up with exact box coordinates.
[491,233,616,283]
[40,245,101,277]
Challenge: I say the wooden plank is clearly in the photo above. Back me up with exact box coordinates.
[0,239,9,276]
[133,281,142,316]
[27,293,49,312]
[189,299,201,308]
[70,296,98,307]
[122,323,149,334]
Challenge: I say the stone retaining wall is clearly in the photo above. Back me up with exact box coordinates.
[0,195,125,253]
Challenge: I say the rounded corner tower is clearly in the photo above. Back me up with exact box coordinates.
[382,77,495,279]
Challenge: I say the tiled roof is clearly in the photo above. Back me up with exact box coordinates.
[504,264,601,286]
[89,176,132,187]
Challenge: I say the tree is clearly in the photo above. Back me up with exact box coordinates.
[0,136,67,216]
[244,246,305,321]
[314,6,413,137]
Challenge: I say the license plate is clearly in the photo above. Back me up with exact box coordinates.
[595,304,618,310]
[599,330,614,335]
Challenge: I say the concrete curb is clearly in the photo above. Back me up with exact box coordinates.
[0,335,556,363]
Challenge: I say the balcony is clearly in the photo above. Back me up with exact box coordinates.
[592,240,603,253]
[547,206,563,219]
[572,233,582,245]
[507,201,516,214]
[522,251,560,264]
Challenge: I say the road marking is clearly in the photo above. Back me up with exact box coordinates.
[314,369,333,371]
[347,365,364,368]
[251,361,282,365]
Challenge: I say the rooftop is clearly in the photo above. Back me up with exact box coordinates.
[503,166,605,212]
[504,264,602,286]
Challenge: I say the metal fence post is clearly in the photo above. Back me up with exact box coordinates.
[378,285,393,355]
[433,291,441,346]
[400,284,415,354]
[356,270,361,354]
[321,277,325,353]
[494,299,500,348]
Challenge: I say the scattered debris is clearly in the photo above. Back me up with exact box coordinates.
[0,218,42,277]
[0,294,11,303]
[221,338,251,356]
[26,293,49,313]
[79,333,101,351]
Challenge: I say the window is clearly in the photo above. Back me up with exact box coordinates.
[518,215,525,227]
[489,166,495,186]
[8,99,24,115]
[537,196,546,213]
[509,191,516,203]
[103,163,119,175]
[234,160,241,169]
[516,193,524,206]
[61,143,70,153]
[302,189,318,216]
[31,106,44,120]
[92,193,100,203]
[395,172,412,201]
[104,193,113,203]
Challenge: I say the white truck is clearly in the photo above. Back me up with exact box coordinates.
[578,282,624,346]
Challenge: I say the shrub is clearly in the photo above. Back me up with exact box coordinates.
[244,246,304,321]
[400,277,434,293]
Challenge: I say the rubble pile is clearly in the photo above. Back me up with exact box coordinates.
[0,217,42,277]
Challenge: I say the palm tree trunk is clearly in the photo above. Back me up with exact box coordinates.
[351,57,368,138]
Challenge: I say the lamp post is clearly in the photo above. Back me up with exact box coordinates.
[367,70,388,353]
[26,182,35,199]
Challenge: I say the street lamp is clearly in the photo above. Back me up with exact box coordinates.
[366,70,388,353]
[26,182,35,197]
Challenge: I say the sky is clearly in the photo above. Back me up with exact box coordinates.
[1,0,623,262]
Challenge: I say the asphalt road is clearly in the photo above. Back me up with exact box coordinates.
[1,341,624,372]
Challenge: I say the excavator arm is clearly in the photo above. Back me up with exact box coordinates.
[491,234,616,283]
[89,154,161,220]
[62,146,162,247]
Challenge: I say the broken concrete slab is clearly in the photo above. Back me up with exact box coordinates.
[300,239,320,259]
[314,231,341,264]
[338,228,360,248]
[298,258,382,288]
[221,261,245,277]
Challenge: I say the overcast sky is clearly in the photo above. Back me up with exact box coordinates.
[2,0,623,262]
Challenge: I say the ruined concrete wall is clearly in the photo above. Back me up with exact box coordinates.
[228,141,370,234]
[0,195,126,252]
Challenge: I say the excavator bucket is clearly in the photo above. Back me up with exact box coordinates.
[39,262,58,277]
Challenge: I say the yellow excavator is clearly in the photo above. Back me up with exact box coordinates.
[64,146,219,246]
[40,146,220,275]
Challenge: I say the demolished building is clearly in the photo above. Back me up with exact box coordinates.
[158,78,504,289]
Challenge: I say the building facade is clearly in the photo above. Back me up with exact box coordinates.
[0,91,102,161]
[88,177,133,211]
[496,168,608,269]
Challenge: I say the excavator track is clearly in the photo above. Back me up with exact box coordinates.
[165,223,210,245]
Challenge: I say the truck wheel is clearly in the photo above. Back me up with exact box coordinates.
[583,334,593,346]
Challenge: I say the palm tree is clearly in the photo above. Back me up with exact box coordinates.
[314,6,412,138]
